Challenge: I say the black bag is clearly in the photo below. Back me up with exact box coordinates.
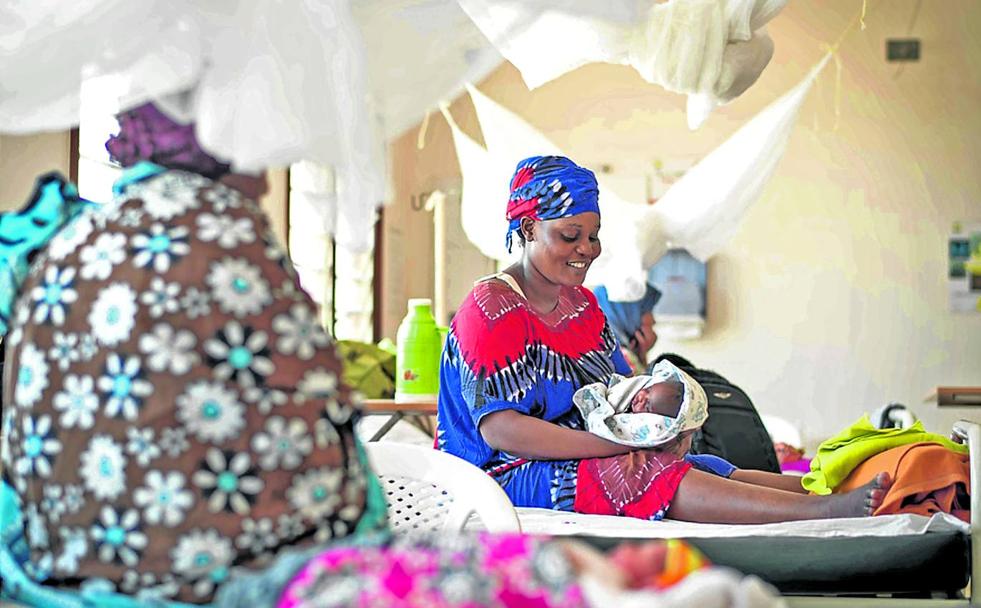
[650,353,781,473]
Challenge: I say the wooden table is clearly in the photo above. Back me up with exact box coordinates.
[360,398,437,441]
[936,387,981,407]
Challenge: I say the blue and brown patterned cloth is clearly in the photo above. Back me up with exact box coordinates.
[0,174,92,336]
[1,163,385,604]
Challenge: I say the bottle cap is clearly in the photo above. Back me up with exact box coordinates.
[407,298,432,310]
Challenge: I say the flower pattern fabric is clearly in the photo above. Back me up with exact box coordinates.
[278,533,587,608]
[0,174,92,335]
[1,164,384,602]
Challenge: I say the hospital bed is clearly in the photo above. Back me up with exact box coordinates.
[0,420,973,607]
[366,419,980,607]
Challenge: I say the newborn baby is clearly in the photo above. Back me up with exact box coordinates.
[630,380,685,414]
[573,359,708,449]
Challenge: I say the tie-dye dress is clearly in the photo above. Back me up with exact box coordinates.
[437,276,694,520]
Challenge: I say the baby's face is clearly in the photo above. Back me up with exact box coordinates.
[630,381,684,415]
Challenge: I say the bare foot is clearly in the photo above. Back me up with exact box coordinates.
[827,472,893,518]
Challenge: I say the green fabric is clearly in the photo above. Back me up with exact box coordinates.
[801,415,968,495]
[336,340,397,399]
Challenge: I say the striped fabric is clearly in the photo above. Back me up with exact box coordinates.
[437,277,630,510]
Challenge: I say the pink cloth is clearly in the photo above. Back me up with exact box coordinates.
[780,458,812,474]
[278,533,587,608]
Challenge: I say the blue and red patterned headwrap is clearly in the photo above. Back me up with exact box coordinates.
[505,155,600,252]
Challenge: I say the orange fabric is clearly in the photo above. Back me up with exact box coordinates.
[654,539,710,588]
[837,442,970,523]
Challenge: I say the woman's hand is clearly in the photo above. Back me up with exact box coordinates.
[630,312,657,364]
[479,409,631,460]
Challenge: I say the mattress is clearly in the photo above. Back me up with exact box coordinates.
[467,510,971,595]
[498,508,968,539]
[585,531,970,595]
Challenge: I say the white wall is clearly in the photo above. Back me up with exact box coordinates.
[0,132,72,210]
[383,0,981,448]
[649,2,981,449]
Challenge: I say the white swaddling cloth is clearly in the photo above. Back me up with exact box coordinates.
[573,360,708,448]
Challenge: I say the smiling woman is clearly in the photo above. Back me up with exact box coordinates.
[504,156,602,313]
[436,155,893,526]
[517,213,601,305]
[436,155,646,512]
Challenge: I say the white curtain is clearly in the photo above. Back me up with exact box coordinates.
[351,0,503,141]
[456,0,787,129]
[445,55,832,301]
[0,0,384,252]
[651,54,832,264]
[1,0,793,252]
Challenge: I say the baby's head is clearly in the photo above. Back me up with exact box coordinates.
[629,380,685,416]
[628,377,701,456]
[576,360,707,450]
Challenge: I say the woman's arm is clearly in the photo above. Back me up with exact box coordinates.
[479,409,632,460]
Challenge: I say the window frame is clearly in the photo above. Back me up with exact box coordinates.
[284,165,383,343]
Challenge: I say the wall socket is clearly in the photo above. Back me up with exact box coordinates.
[887,38,920,62]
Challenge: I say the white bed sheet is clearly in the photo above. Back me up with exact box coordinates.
[467,508,968,539]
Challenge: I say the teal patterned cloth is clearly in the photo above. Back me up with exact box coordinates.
[1,481,198,607]
[0,174,93,335]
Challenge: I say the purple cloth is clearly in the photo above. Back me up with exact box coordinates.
[106,102,231,179]
[278,533,587,608]
[781,458,813,474]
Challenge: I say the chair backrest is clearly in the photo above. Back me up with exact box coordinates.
[364,442,521,535]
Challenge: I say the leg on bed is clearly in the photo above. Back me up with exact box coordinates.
[667,469,891,524]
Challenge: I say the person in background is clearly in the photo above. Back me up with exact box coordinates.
[592,283,659,373]
[0,102,387,603]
